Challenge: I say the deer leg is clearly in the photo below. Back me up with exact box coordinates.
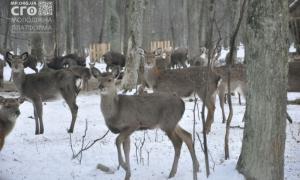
[33,99,43,134]
[204,94,216,134]
[180,59,187,68]
[123,136,131,180]
[166,130,183,178]
[61,91,78,133]
[33,105,40,134]
[218,85,226,123]
[116,128,134,172]
[0,133,5,151]
[32,67,38,74]
[175,126,199,180]
[83,79,88,91]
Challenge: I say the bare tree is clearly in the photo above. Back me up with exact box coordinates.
[236,0,289,179]
[121,0,145,91]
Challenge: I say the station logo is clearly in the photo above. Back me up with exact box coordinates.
[9,0,55,33]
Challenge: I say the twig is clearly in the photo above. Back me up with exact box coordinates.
[69,120,110,163]
[286,111,293,124]
[224,0,247,160]
[192,96,198,146]
[196,133,216,170]
[79,119,89,163]
[73,130,109,160]
[288,123,300,143]
[230,125,244,129]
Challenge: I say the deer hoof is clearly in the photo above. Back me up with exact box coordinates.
[67,129,74,133]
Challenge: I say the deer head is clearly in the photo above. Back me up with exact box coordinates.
[0,96,25,118]
[91,67,120,95]
[6,52,28,73]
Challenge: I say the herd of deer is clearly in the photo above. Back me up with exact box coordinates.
[0,47,298,180]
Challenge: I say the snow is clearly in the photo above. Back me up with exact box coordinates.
[0,88,299,180]
[0,48,299,180]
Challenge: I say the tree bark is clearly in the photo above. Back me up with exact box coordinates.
[199,0,208,47]
[236,0,289,180]
[121,0,144,91]
[109,0,121,52]
[187,0,200,58]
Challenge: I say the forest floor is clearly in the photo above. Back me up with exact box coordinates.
[0,48,299,180]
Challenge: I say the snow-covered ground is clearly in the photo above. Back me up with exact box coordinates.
[0,49,299,180]
[0,90,299,180]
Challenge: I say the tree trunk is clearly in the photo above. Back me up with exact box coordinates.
[65,0,72,54]
[122,0,129,56]
[199,0,208,47]
[110,0,121,52]
[187,0,200,58]
[121,0,145,91]
[236,1,289,180]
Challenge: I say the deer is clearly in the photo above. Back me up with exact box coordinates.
[213,64,247,123]
[170,47,188,69]
[102,51,126,72]
[0,96,24,151]
[91,67,199,180]
[6,52,82,135]
[189,47,209,67]
[5,52,39,73]
[143,56,221,134]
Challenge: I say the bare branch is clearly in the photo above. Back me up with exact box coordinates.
[224,0,247,160]
[69,120,110,163]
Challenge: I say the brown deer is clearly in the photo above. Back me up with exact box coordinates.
[91,67,199,180]
[213,64,247,123]
[144,57,220,134]
[0,96,24,150]
[6,52,82,135]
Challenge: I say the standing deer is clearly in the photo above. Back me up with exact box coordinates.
[170,47,188,69]
[144,57,220,134]
[102,51,126,72]
[91,68,199,180]
[0,96,24,150]
[6,52,81,134]
[213,64,247,123]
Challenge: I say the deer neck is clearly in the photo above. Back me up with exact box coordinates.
[12,71,26,92]
[144,66,160,88]
[0,111,16,133]
[100,91,119,120]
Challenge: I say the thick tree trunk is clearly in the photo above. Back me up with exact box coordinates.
[65,0,73,54]
[236,1,289,180]
[121,0,144,91]
[109,0,121,52]
[199,0,208,47]
[187,0,200,58]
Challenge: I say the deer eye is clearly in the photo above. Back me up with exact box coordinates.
[108,79,112,82]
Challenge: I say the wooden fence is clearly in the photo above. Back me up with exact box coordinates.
[89,43,110,63]
[150,41,173,52]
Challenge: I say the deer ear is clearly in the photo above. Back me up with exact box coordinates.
[21,52,29,61]
[5,52,13,63]
[91,67,102,79]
